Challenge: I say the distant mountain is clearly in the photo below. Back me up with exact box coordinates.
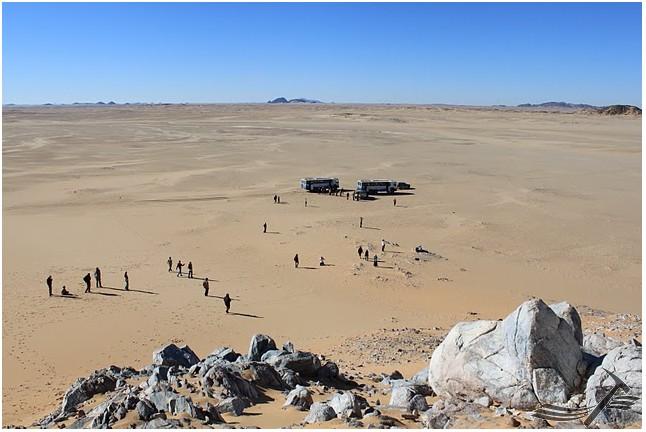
[268,97,323,104]
[517,101,597,109]
[596,105,642,116]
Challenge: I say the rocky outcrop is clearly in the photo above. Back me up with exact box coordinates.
[429,299,584,409]
[262,350,321,376]
[585,343,642,427]
[61,368,118,413]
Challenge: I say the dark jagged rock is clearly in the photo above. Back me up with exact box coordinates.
[242,361,284,389]
[136,399,157,421]
[248,334,277,361]
[216,396,250,416]
[263,350,321,376]
[61,369,118,413]
[202,365,261,402]
[283,385,313,411]
[152,344,200,368]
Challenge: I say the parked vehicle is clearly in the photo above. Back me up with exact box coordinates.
[397,181,411,190]
[300,177,339,192]
[356,179,398,195]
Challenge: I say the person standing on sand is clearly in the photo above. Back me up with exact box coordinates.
[364,249,369,261]
[373,255,378,267]
[83,273,92,293]
[94,267,102,288]
[277,196,281,204]
[176,260,184,277]
[124,271,129,291]
[347,193,350,200]
[294,254,299,268]
[46,275,53,297]
[305,199,308,207]
[203,278,209,296]
[393,198,397,207]
[263,222,267,233]
[381,239,386,252]
[188,261,193,279]
[357,246,363,259]
[223,293,231,313]
[274,194,277,204]
[360,217,363,228]
[167,257,173,272]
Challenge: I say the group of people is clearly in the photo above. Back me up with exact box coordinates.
[168,257,194,278]
[47,267,128,297]
[357,245,379,267]
[273,194,282,204]
[167,257,232,313]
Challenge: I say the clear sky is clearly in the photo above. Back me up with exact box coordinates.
[2,2,642,106]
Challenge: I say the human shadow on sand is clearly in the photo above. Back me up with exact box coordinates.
[53,294,81,300]
[177,275,218,282]
[362,226,381,230]
[208,295,240,302]
[101,286,158,295]
[87,291,120,297]
[228,312,263,319]
[264,231,280,234]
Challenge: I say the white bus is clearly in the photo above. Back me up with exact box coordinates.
[300,177,340,192]
[356,179,398,195]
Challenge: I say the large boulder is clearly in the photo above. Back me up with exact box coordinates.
[328,391,362,418]
[217,396,249,416]
[61,369,118,413]
[549,302,583,345]
[248,334,277,361]
[263,350,321,376]
[136,399,157,421]
[304,402,337,423]
[585,343,642,427]
[152,344,200,368]
[202,365,260,402]
[242,361,284,389]
[209,347,241,363]
[283,385,313,411]
[429,299,583,409]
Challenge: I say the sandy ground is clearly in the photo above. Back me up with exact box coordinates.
[2,104,641,426]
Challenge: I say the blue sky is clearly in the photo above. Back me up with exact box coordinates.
[2,2,642,106]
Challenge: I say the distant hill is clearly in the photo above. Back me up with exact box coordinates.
[268,97,323,104]
[596,105,642,116]
[518,101,597,109]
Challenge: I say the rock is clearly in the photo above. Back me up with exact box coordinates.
[388,370,404,380]
[494,406,509,417]
[61,370,118,413]
[283,341,295,353]
[146,387,180,411]
[203,402,226,424]
[549,302,583,345]
[410,367,429,385]
[304,402,337,423]
[583,333,623,357]
[210,347,241,363]
[420,410,450,428]
[136,400,157,421]
[248,334,277,361]
[585,344,642,427]
[202,365,260,402]
[408,394,429,412]
[429,299,583,409]
[263,351,321,376]
[328,391,362,418]
[152,344,200,368]
[168,395,197,417]
[389,384,417,408]
[283,385,313,411]
[243,362,284,389]
[532,368,569,404]
[278,368,305,389]
[217,397,249,416]
[143,418,182,428]
[473,395,491,408]
[508,417,521,427]
[318,361,340,380]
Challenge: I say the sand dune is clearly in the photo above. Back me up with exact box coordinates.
[2,104,641,425]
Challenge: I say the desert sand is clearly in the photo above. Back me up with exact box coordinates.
[2,104,641,426]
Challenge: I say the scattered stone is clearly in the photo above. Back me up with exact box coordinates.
[304,402,337,423]
[328,391,362,418]
[217,397,249,416]
[152,344,200,368]
[136,399,157,421]
[283,385,313,411]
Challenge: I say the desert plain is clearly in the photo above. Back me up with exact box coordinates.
[2,103,641,426]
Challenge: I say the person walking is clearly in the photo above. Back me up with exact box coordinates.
[46,275,53,297]
[393,198,397,207]
[364,249,369,261]
[94,267,102,288]
[277,196,281,204]
[83,273,92,293]
[373,255,378,267]
[167,257,173,272]
[124,271,129,291]
[357,246,363,259]
[305,199,308,207]
[187,261,193,279]
[360,217,363,228]
[223,293,231,313]
[346,192,350,200]
[176,260,184,277]
[203,278,209,296]
[293,254,299,268]
[274,194,277,204]
[263,222,267,233]
[381,239,386,252]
